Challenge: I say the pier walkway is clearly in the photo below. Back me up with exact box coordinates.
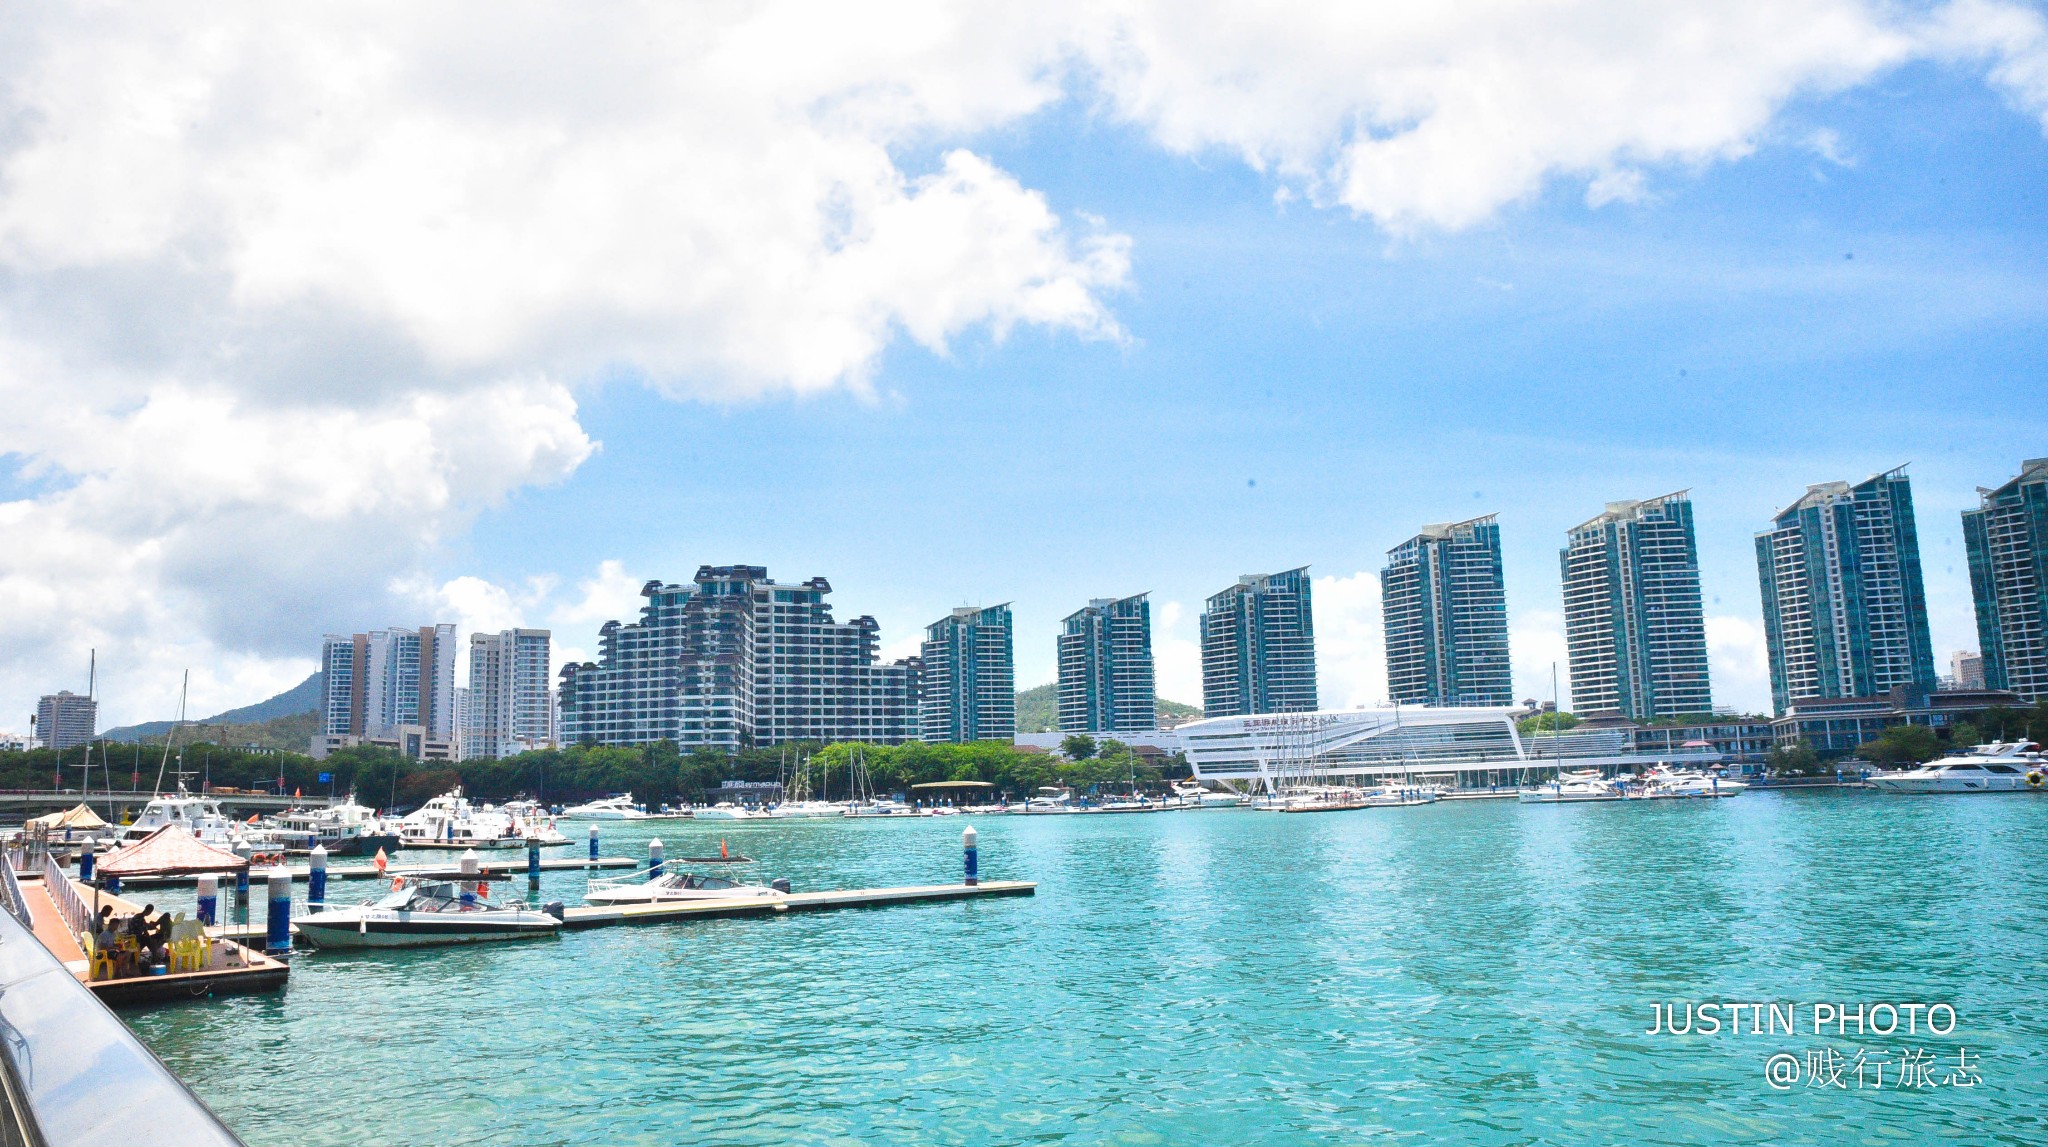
[114,855,638,889]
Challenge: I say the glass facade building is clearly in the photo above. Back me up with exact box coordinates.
[1963,458,2048,702]
[1382,517,1512,706]
[1561,491,1712,720]
[1057,594,1156,733]
[1201,568,1318,717]
[1755,467,1935,715]
[919,605,1016,743]
[318,625,457,740]
[34,691,97,750]
[465,628,554,759]
[558,566,921,750]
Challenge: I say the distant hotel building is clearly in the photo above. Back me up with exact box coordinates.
[1755,468,1936,715]
[312,625,458,759]
[1963,458,2048,701]
[920,605,1015,743]
[558,566,920,750]
[34,691,97,750]
[465,629,554,759]
[1058,594,1156,734]
[1201,568,1317,717]
[1562,491,1712,720]
[1382,517,1512,706]
[1950,650,1986,690]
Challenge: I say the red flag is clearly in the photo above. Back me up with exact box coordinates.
[373,847,389,875]
[720,839,728,859]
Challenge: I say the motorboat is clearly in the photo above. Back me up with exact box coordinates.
[1017,787,1078,815]
[1868,741,2046,794]
[1085,796,1165,814]
[1636,766,1746,799]
[1271,784,1437,813]
[113,787,248,848]
[583,869,788,905]
[844,800,925,818]
[769,800,847,819]
[294,878,561,949]
[560,795,649,820]
[1172,783,1247,809]
[397,788,533,849]
[692,802,770,821]
[1519,774,1625,804]
[249,797,402,855]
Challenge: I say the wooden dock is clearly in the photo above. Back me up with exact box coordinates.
[19,874,288,1005]
[113,856,639,889]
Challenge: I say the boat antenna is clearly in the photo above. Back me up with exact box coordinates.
[152,669,188,795]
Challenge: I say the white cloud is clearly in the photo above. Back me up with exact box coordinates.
[1707,614,1773,716]
[1152,600,1203,705]
[5,1,2047,724]
[1312,571,1387,708]
[1510,610,1572,709]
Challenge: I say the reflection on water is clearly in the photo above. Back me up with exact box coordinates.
[123,795,2048,1146]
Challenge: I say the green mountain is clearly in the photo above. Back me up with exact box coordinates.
[1014,682,1201,733]
[106,672,323,743]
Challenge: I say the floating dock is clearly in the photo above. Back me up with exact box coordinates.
[18,873,288,1005]
[112,856,638,889]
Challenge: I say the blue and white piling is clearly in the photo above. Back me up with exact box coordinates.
[308,844,328,909]
[196,873,217,926]
[588,823,600,864]
[264,868,292,956]
[527,836,542,888]
[460,849,481,905]
[233,844,252,908]
[963,825,978,887]
[78,841,94,881]
[648,838,663,880]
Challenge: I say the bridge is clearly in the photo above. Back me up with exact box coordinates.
[0,790,337,819]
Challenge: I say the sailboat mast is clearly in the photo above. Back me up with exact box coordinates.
[153,670,187,795]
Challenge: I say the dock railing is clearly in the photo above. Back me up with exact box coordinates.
[0,890,245,1146]
[0,854,28,931]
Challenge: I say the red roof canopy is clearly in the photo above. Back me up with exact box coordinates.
[96,826,249,877]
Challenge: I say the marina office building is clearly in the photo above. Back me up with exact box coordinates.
[1964,457,2048,702]
[1562,491,1713,721]
[1057,593,1157,734]
[1382,516,1513,706]
[920,605,1016,743]
[34,690,97,750]
[1179,706,1724,792]
[311,624,459,759]
[558,565,921,750]
[1755,468,1936,715]
[1200,568,1318,717]
[464,628,555,759]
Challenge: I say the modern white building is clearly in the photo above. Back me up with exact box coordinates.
[466,628,554,759]
[312,624,459,759]
[1178,706,1721,792]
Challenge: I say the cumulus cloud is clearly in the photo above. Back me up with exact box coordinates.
[1707,614,1773,716]
[4,1,2046,724]
[1152,600,1203,706]
[1312,571,1388,708]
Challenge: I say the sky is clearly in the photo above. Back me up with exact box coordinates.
[2,2,2046,729]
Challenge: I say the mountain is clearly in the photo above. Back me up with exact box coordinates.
[1013,682,1201,734]
[105,672,323,743]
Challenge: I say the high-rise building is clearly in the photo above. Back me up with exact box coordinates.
[1201,568,1318,716]
[1963,458,2048,701]
[1561,491,1713,720]
[1951,650,1986,690]
[313,624,457,755]
[919,605,1015,743]
[1755,468,1936,715]
[466,629,554,759]
[34,690,96,750]
[1382,517,1513,706]
[1058,594,1155,733]
[558,566,921,750]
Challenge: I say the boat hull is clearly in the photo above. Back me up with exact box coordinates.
[295,915,559,949]
[1867,778,2033,794]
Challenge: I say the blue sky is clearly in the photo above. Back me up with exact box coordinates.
[3,5,2046,727]
[451,63,2048,714]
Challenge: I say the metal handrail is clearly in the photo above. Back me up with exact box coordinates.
[36,859,87,940]
[0,857,27,931]
[0,897,245,1146]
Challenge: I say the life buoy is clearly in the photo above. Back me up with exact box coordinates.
[2028,772,2044,789]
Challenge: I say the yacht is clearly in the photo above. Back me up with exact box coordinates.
[294,878,561,948]
[560,795,649,820]
[1519,771,1625,804]
[583,869,788,905]
[769,800,848,820]
[692,802,770,821]
[114,788,248,848]
[249,797,401,855]
[844,799,924,818]
[1172,782,1247,809]
[1868,742,2046,794]
[1017,787,1078,815]
[396,788,531,849]
[1636,766,1747,799]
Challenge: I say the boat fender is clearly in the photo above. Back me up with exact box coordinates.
[477,882,488,897]
[542,901,565,921]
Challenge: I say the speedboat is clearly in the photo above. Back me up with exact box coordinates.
[583,869,788,905]
[692,802,770,821]
[560,795,649,820]
[294,879,561,948]
[1868,741,2046,794]
[114,787,248,848]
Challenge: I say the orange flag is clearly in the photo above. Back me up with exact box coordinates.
[373,847,389,875]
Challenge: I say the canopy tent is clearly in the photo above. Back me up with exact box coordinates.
[27,804,109,831]
[95,826,247,878]
[908,781,995,790]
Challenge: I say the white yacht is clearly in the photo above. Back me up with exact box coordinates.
[397,788,530,849]
[249,797,400,855]
[1636,766,1746,799]
[560,795,648,820]
[114,787,248,848]
[583,869,787,905]
[844,799,924,818]
[769,800,848,820]
[1519,774,1624,804]
[1017,787,1078,815]
[1172,783,1247,809]
[693,802,770,821]
[1868,742,2046,794]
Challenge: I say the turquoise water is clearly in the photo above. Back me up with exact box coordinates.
[125,792,2048,1145]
